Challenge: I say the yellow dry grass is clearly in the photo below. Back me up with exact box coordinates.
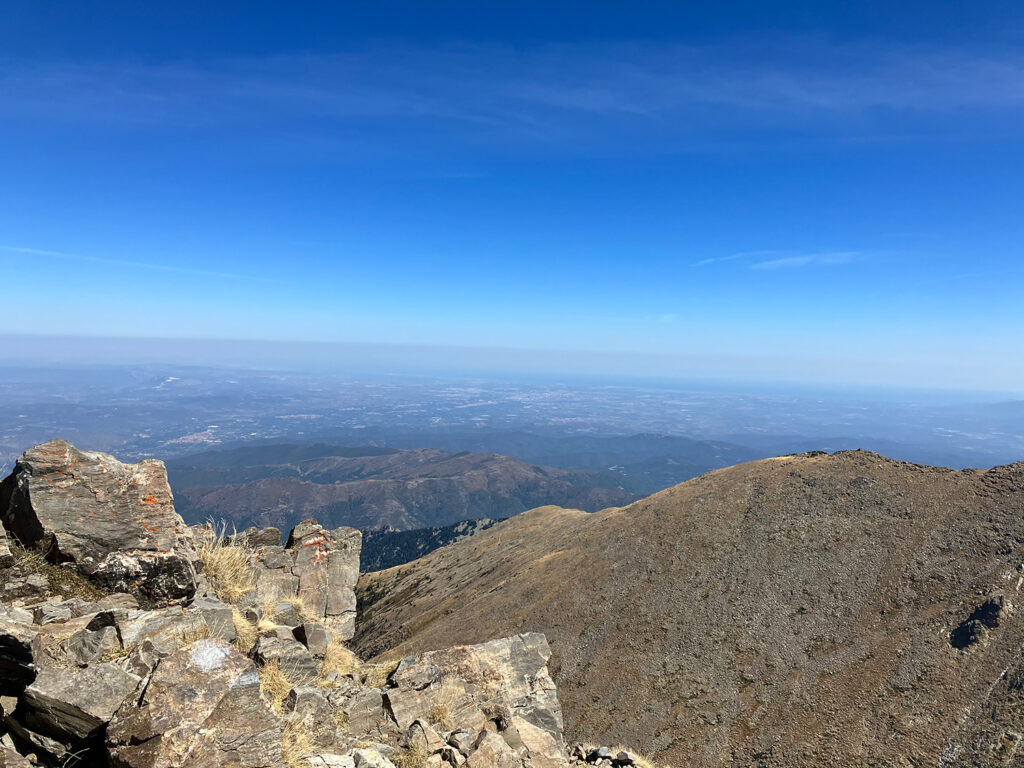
[427,680,462,731]
[232,607,257,653]
[199,539,256,605]
[281,718,315,767]
[180,622,211,646]
[318,640,360,687]
[258,659,293,716]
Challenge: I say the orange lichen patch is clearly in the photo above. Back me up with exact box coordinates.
[141,494,159,505]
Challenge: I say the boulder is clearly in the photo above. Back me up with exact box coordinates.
[352,749,396,768]
[107,639,284,767]
[465,732,520,768]
[0,526,13,569]
[0,621,38,695]
[21,662,141,741]
[0,744,31,767]
[188,596,236,642]
[251,521,360,639]
[384,634,568,768]
[61,624,121,667]
[0,440,198,605]
[283,686,337,748]
[250,635,318,684]
[229,527,282,549]
[294,622,333,658]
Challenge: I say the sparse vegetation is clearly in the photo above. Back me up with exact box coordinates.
[198,527,256,604]
[427,680,462,730]
[362,658,401,688]
[258,659,293,715]
[258,658,315,716]
[10,543,105,602]
[318,639,360,687]
[231,607,257,653]
[281,717,315,767]
[390,741,427,768]
[180,622,211,646]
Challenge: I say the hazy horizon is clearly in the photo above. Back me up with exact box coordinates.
[3,1,1023,393]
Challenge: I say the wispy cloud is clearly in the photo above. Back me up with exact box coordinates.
[695,250,860,269]
[0,245,271,282]
[2,38,1024,154]
[750,252,859,270]
[694,250,787,267]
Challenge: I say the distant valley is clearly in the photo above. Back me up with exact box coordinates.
[167,443,641,532]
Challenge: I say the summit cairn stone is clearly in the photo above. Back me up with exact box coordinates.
[0,440,198,605]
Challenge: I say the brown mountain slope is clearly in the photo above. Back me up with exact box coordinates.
[170,446,639,531]
[355,450,1024,768]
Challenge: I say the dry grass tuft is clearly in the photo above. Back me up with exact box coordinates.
[318,640,360,687]
[199,534,256,605]
[259,657,315,716]
[390,741,427,768]
[284,596,313,622]
[258,659,293,716]
[362,658,401,688]
[607,746,666,768]
[180,622,211,646]
[232,607,257,653]
[427,680,462,731]
[281,717,316,767]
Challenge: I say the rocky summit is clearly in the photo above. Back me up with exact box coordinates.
[4,440,1024,768]
[0,440,594,768]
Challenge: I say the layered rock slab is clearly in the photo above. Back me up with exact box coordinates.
[0,440,198,605]
[106,639,284,768]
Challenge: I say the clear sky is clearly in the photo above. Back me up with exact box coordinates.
[1,1,1023,390]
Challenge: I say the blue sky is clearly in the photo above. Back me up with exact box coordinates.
[1,1,1023,390]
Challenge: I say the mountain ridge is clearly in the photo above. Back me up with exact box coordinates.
[355,449,1024,767]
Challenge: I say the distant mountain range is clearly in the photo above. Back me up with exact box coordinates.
[356,450,1024,766]
[167,443,640,531]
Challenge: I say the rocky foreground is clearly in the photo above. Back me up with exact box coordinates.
[0,440,631,768]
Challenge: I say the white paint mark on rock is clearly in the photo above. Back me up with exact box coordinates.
[191,639,231,671]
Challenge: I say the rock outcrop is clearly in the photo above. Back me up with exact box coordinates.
[0,441,579,768]
[0,440,198,605]
[251,521,361,640]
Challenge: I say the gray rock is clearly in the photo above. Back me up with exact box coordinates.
[352,749,397,768]
[272,600,303,627]
[284,686,337,748]
[250,634,318,684]
[22,662,141,741]
[107,639,283,767]
[384,634,567,768]
[188,596,236,642]
[0,620,38,695]
[303,756,356,768]
[447,729,476,756]
[0,440,198,606]
[251,521,360,640]
[61,624,120,667]
[31,601,78,625]
[465,732,520,768]
[0,744,32,767]
[118,605,209,655]
[0,526,14,569]
[337,688,386,736]
[294,622,333,658]
[408,720,445,754]
[229,526,282,549]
